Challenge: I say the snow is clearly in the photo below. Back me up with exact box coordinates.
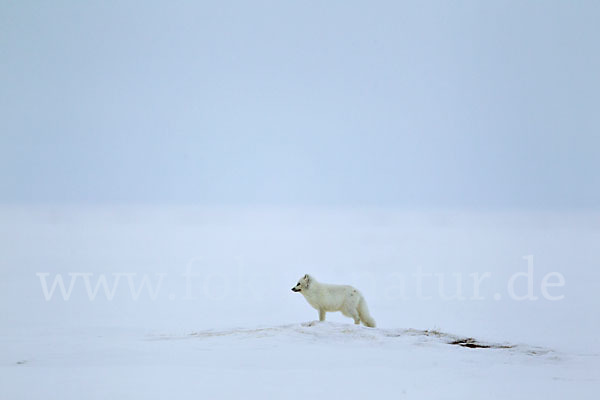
[1,206,599,398]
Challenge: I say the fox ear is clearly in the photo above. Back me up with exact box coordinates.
[304,274,308,279]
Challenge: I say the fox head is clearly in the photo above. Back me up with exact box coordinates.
[291,274,312,292]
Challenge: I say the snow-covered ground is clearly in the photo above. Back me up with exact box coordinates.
[1,206,599,398]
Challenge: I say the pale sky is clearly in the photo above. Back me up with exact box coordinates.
[1,1,598,207]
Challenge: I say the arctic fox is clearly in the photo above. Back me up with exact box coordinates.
[291,274,376,328]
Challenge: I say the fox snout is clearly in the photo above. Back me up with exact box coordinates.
[291,287,300,292]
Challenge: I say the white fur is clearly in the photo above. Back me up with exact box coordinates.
[291,274,376,328]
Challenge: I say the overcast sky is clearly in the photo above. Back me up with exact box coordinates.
[1,1,598,208]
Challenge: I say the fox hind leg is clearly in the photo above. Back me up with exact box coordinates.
[343,306,360,324]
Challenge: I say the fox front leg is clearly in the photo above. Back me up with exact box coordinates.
[319,309,326,322]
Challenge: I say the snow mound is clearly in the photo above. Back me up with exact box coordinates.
[151,321,553,356]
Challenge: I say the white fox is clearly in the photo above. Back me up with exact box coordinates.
[291,274,376,328]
